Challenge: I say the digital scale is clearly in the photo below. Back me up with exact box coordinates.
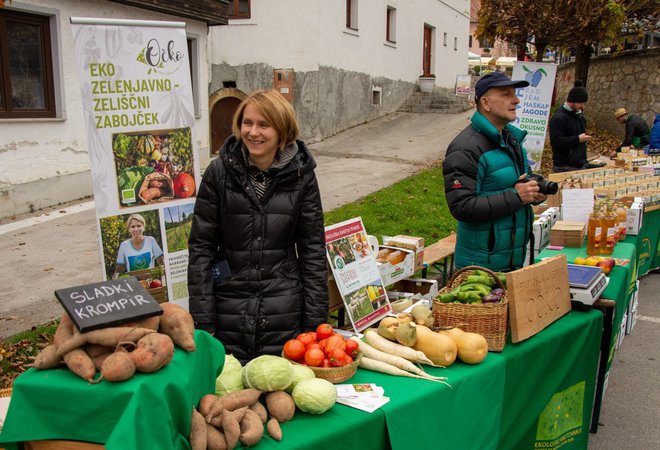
[567,263,609,306]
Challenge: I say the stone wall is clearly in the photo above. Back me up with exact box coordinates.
[555,48,659,140]
[209,63,415,143]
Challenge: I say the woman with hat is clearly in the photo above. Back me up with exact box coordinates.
[614,107,650,152]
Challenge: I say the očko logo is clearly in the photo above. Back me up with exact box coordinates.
[139,39,184,73]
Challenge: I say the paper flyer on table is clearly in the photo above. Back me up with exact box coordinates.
[335,383,389,413]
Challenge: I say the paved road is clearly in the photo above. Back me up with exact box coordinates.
[1,108,658,449]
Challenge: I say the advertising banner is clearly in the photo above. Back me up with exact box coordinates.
[71,18,200,309]
[512,62,558,171]
[325,218,391,331]
[455,74,471,96]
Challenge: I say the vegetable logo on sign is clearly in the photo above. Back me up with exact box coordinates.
[137,39,185,74]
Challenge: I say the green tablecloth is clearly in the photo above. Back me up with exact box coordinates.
[622,207,660,277]
[0,313,601,450]
[256,310,602,450]
[0,331,225,450]
[538,242,637,359]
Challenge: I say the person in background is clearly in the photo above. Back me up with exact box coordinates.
[549,80,592,172]
[113,213,164,278]
[614,107,650,152]
[187,90,328,363]
[649,114,660,152]
[443,72,546,272]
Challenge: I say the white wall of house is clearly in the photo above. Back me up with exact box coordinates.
[213,0,469,88]
[0,0,210,219]
[209,0,469,142]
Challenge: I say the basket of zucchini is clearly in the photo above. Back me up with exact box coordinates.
[432,266,508,352]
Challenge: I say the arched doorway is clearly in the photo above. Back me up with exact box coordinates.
[209,88,246,155]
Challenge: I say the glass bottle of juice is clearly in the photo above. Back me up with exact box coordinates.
[614,202,627,241]
[600,201,617,255]
[587,201,603,256]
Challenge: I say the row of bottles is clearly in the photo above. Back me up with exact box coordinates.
[587,200,627,256]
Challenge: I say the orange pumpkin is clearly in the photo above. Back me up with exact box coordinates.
[173,172,196,198]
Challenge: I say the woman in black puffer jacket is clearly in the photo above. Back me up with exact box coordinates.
[188,90,328,363]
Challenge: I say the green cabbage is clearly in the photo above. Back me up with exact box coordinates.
[285,365,316,394]
[215,354,244,397]
[291,378,337,415]
[242,355,294,392]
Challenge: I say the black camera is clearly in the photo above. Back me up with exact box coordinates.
[522,174,559,195]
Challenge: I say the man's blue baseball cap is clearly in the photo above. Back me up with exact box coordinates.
[474,71,529,101]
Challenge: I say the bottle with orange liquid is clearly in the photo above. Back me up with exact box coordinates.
[600,201,617,255]
[587,201,603,256]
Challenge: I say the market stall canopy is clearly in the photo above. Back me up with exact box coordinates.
[468,51,480,59]
[468,56,496,66]
[496,57,517,67]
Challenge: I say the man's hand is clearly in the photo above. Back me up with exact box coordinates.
[515,175,543,205]
[579,133,592,143]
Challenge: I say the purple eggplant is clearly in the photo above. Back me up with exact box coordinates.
[482,294,501,303]
[491,288,505,297]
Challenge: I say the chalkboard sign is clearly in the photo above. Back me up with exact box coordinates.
[55,277,164,332]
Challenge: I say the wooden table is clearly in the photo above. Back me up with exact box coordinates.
[421,233,456,285]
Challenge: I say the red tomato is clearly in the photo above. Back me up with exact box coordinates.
[304,347,325,367]
[329,349,348,367]
[316,323,334,340]
[296,332,315,347]
[324,335,346,354]
[344,339,360,359]
[308,331,317,342]
[317,338,328,353]
[306,343,321,351]
[341,353,354,365]
[283,339,306,362]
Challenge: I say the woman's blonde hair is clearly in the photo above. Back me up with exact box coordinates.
[232,90,300,150]
[126,213,146,229]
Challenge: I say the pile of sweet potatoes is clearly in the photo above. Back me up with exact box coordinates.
[191,388,297,450]
[29,303,196,383]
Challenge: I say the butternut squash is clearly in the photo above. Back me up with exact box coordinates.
[441,328,488,364]
[412,325,457,367]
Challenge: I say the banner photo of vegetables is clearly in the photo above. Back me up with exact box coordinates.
[112,127,196,207]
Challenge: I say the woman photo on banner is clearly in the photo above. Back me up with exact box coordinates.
[113,213,164,278]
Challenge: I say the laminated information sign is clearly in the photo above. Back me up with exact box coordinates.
[325,218,391,332]
[70,18,200,309]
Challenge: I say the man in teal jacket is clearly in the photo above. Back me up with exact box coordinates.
[443,72,546,271]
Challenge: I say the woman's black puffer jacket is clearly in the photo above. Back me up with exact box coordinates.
[188,136,328,363]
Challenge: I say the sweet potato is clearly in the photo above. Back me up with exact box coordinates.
[130,332,174,373]
[221,412,240,450]
[53,313,75,349]
[149,179,165,188]
[159,303,196,352]
[198,393,218,417]
[28,344,62,369]
[206,423,228,450]
[266,418,283,441]
[189,408,207,450]
[122,315,160,331]
[206,389,262,423]
[249,401,268,424]
[100,351,136,382]
[239,409,264,446]
[84,344,115,371]
[56,327,156,357]
[265,391,295,423]
[141,187,162,201]
[209,406,248,428]
[63,348,96,382]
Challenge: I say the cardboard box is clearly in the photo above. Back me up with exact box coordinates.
[388,278,438,301]
[376,245,415,286]
[549,221,586,247]
[506,254,571,343]
[540,207,560,228]
[383,235,425,272]
[626,201,644,235]
[533,216,551,250]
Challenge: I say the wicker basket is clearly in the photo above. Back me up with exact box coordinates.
[432,265,508,352]
[283,352,362,384]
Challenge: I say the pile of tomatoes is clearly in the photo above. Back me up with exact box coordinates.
[283,323,360,368]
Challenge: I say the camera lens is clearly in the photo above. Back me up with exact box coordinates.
[539,180,559,195]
